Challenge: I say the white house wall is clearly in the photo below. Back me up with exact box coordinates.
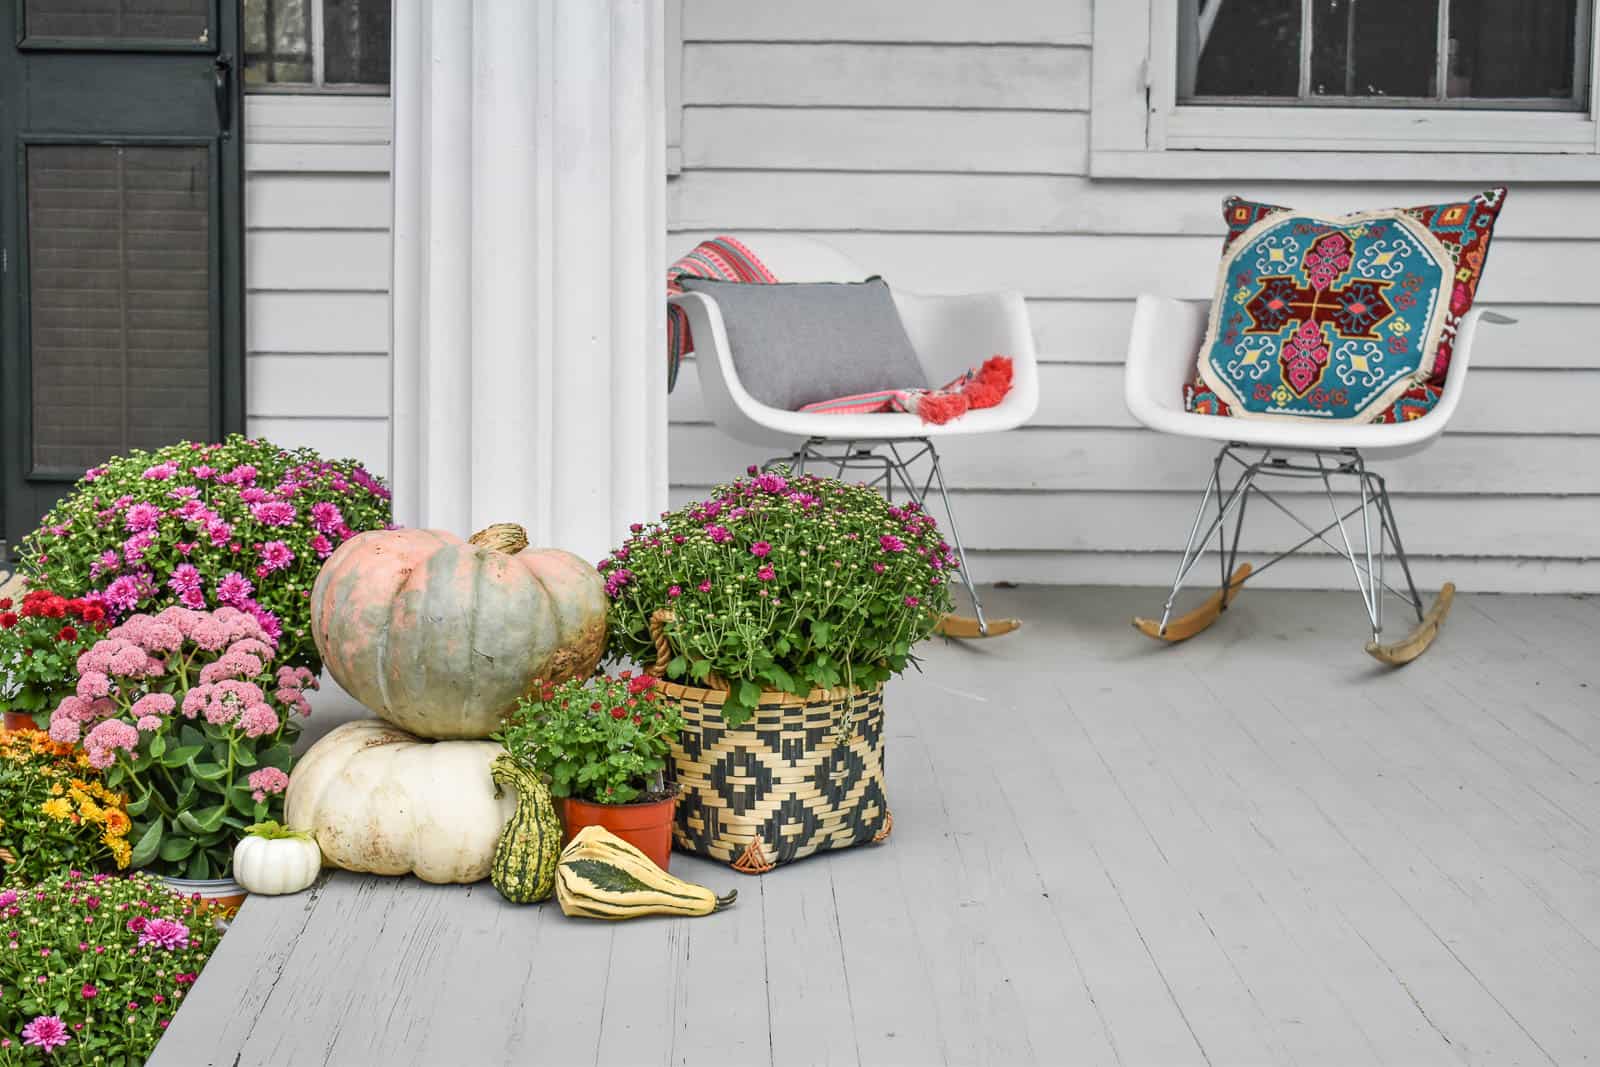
[243,97,392,481]
[666,0,1600,593]
[236,8,1600,592]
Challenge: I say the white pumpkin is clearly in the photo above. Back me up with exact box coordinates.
[284,718,515,884]
[233,825,322,896]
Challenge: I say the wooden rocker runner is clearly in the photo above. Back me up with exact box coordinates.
[1122,296,1510,662]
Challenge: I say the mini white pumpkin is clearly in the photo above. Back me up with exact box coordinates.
[233,823,323,896]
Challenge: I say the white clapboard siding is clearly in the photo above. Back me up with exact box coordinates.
[670,4,1598,591]
[245,417,390,479]
[683,44,1090,110]
[683,109,1089,174]
[673,172,1600,239]
[243,96,393,480]
[684,0,1091,44]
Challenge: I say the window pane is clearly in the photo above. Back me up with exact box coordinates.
[1449,0,1581,100]
[27,145,212,473]
[1312,0,1439,99]
[1185,0,1303,99]
[324,0,390,85]
[24,0,210,43]
[243,0,312,86]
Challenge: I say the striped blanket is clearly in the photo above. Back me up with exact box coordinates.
[799,356,1014,425]
[666,236,776,392]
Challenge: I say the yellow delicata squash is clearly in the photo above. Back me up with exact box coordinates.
[556,825,737,920]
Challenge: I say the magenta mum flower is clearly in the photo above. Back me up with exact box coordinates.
[124,502,161,532]
[21,1015,70,1052]
[757,565,776,582]
[749,541,772,558]
[137,918,190,951]
[258,540,294,572]
[216,571,254,607]
[879,534,906,553]
[249,501,296,527]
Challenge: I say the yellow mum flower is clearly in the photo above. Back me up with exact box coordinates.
[40,797,73,821]
[106,835,132,869]
[102,809,131,836]
[49,783,64,796]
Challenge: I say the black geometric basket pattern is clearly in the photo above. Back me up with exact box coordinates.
[662,679,891,872]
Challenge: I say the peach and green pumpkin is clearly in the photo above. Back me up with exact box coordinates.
[310,523,607,739]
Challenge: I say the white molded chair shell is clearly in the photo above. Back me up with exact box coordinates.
[1123,294,1500,461]
[669,235,1040,448]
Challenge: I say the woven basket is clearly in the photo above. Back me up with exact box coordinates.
[646,611,892,874]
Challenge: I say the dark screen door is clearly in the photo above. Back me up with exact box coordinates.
[0,0,243,554]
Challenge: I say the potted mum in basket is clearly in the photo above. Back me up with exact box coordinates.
[45,604,315,905]
[498,672,683,870]
[600,468,953,873]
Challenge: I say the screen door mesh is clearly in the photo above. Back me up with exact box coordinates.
[24,0,211,43]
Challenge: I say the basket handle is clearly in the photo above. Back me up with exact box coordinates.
[647,609,729,691]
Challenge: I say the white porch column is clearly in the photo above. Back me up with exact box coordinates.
[391,0,668,564]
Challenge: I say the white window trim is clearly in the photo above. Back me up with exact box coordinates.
[1092,0,1600,181]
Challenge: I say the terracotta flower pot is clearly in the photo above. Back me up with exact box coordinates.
[561,794,676,871]
[162,876,247,925]
[2,712,37,732]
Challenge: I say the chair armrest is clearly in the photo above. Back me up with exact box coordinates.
[1124,295,1207,425]
[1428,305,1514,427]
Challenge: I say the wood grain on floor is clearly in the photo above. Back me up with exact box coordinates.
[152,587,1600,1067]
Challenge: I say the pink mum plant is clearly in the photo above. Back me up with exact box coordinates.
[45,605,316,880]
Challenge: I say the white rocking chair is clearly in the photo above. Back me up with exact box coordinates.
[669,235,1041,637]
[1123,294,1512,663]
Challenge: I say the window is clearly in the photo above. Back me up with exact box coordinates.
[243,0,389,92]
[1090,1,1600,179]
[1179,0,1589,109]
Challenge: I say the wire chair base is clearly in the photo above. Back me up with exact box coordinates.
[1142,442,1447,653]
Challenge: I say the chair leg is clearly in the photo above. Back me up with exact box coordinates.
[1364,471,1454,666]
[881,441,1018,638]
[1134,444,1254,643]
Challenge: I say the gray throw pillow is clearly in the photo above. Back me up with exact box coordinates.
[680,276,929,411]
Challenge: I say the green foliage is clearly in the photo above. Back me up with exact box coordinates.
[0,870,224,1065]
[16,433,391,672]
[497,674,682,805]
[600,469,954,726]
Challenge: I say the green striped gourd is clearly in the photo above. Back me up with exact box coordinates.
[556,825,737,920]
[489,753,561,904]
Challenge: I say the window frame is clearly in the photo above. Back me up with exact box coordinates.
[244,0,390,96]
[1092,0,1600,181]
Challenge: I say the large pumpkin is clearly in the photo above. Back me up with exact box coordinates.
[311,523,606,739]
[285,719,515,884]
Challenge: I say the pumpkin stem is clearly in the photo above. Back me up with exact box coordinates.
[469,523,530,554]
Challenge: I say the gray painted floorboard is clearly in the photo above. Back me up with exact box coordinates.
[152,587,1600,1067]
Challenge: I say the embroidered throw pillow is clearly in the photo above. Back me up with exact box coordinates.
[1186,188,1507,423]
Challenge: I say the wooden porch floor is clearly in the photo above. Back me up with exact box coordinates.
[153,586,1600,1067]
